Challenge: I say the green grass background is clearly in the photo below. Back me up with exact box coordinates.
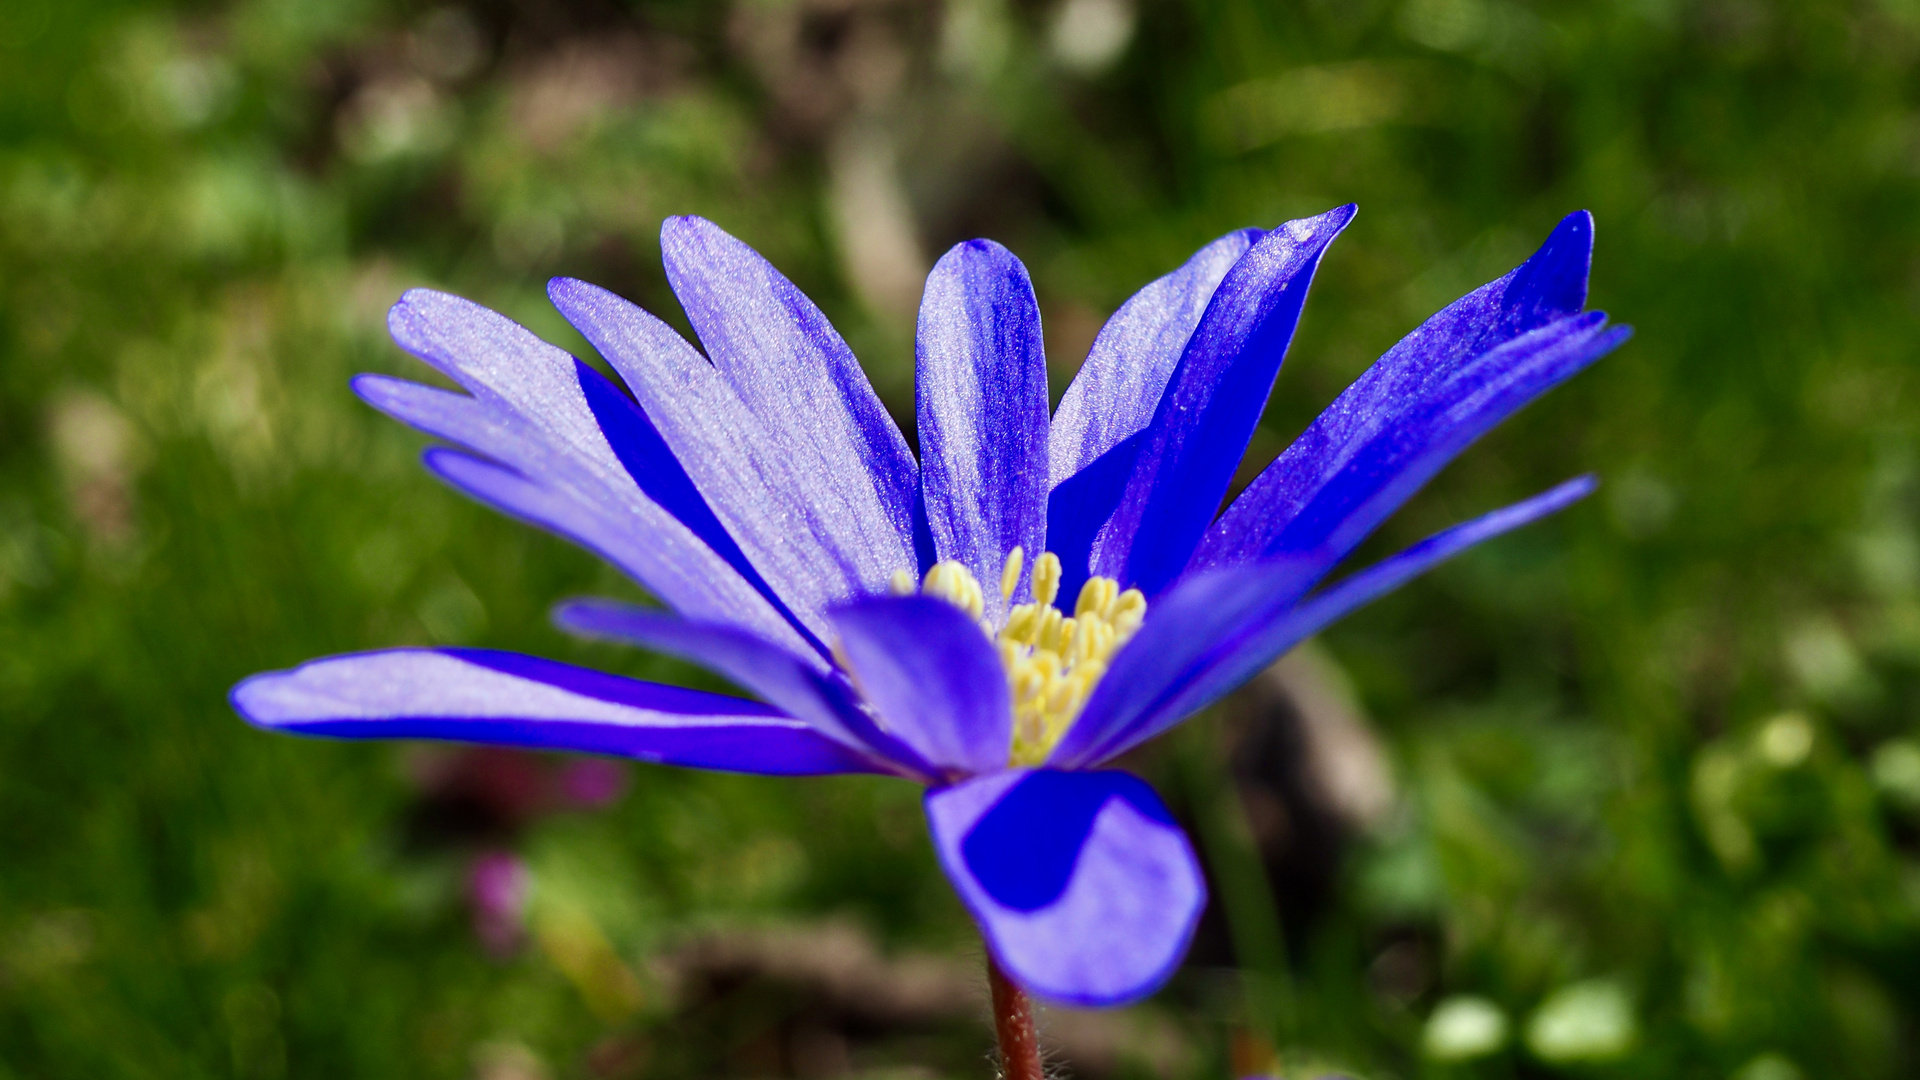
[5,0,1920,1077]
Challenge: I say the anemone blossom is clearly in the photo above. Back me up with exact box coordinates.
[232,205,1626,1011]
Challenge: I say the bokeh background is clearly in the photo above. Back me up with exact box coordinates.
[4,0,1920,1077]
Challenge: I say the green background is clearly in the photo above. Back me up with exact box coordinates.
[4,0,1920,1077]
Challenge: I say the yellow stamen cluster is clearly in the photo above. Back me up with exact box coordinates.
[893,547,1147,767]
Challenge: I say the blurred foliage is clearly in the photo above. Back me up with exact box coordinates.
[4,0,1920,1077]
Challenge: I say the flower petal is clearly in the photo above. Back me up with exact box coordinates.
[370,291,819,661]
[925,770,1205,1005]
[1197,311,1628,579]
[1196,211,1623,576]
[1074,206,1355,603]
[661,215,922,565]
[916,240,1050,620]
[232,648,887,775]
[1049,228,1262,486]
[1052,476,1597,768]
[828,595,1013,776]
[549,277,914,647]
[553,597,935,780]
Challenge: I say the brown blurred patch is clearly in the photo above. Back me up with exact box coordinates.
[506,33,693,151]
[652,919,1192,1077]
[48,388,144,549]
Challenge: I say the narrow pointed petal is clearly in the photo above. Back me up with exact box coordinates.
[422,445,751,615]
[916,240,1050,620]
[371,291,818,661]
[829,596,1013,776]
[550,278,917,644]
[1075,206,1355,603]
[661,215,920,564]
[1044,558,1324,769]
[1049,228,1262,485]
[1198,312,1628,582]
[232,649,887,775]
[925,770,1205,1005]
[1197,211,1622,579]
[1053,476,1597,768]
[554,598,935,779]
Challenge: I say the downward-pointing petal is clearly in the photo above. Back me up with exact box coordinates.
[925,770,1205,1005]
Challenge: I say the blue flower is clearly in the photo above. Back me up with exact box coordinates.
[231,206,1627,1006]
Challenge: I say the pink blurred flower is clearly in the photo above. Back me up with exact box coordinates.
[469,850,532,957]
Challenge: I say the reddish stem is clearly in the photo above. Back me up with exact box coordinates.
[987,952,1043,1080]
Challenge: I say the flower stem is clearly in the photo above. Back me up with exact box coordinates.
[986,952,1043,1080]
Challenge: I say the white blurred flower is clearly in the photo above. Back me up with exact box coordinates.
[1526,979,1636,1063]
[1423,995,1509,1060]
[1050,0,1135,75]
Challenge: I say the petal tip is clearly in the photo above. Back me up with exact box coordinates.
[420,446,512,490]
[227,673,263,721]
[932,236,1021,274]
[229,669,295,729]
[347,372,394,404]
[1548,209,1597,261]
[660,213,715,236]
[659,215,734,258]
[549,596,626,638]
[418,445,460,473]
[1301,202,1358,234]
[1267,202,1357,251]
[391,286,459,318]
[385,293,424,341]
[1564,472,1601,499]
[547,276,619,311]
[386,288,477,352]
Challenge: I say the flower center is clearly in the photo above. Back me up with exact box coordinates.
[889,549,1147,767]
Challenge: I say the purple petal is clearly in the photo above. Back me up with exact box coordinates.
[916,240,1050,620]
[1053,476,1597,768]
[417,443,825,661]
[1044,431,1147,603]
[553,597,936,779]
[829,596,1013,776]
[1196,211,1624,576]
[925,770,1205,1005]
[549,278,915,647]
[370,292,820,661]
[232,648,888,775]
[661,216,922,566]
[1043,558,1324,769]
[1197,311,1628,578]
[1049,228,1262,485]
[1074,206,1356,603]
